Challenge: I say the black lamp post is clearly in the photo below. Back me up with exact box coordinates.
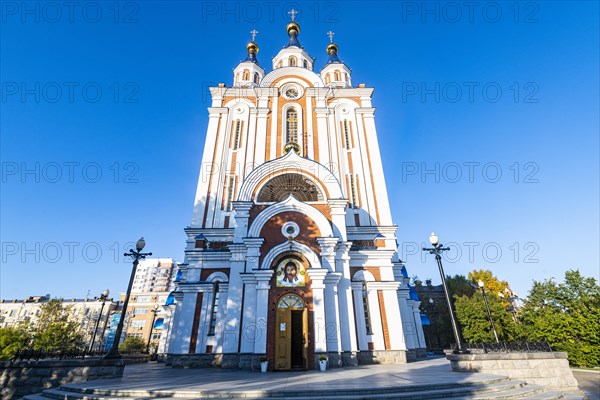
[146,306,160,353]
[105,237,152,359]
[499,288,519,322]
[89,289,110,352]
[422,232,469,354]
[478,280,500,343]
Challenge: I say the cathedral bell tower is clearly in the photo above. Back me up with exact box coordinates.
[165,12,427,370]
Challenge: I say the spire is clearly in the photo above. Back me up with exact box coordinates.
[284,9,302,48]
[245,29,260,65]
[326,31,341,64]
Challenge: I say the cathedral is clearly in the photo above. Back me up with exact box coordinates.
[164,15,426,370]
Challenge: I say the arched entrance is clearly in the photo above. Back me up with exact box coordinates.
[274,293,308,370]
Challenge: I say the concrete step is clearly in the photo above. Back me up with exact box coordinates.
[24,380,554,400]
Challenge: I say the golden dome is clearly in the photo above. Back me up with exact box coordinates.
[283,142,300,154]
[327,43,338,54]
[246,41,259,54]
[286,21,300,36]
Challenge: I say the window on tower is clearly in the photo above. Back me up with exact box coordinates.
[254,72,260,84]
[242,69,250,80]
[334,71,341,81]
[290,56,297,67]
[362,281,373,335]
[303,59,308,69]
[232,120,242,150]
[286,108,298,144]
[343,120,353,149]
[208,282,220,336]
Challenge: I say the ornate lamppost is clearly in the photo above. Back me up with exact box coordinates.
[146,306,160,354]
[105,237,151,359]
[478,280,500,343]
[422,232,469,354]
[88,289,110,352]
[499,288,519,322]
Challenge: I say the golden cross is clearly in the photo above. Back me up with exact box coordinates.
[327,31,335,43]
[288,9,298,21]
[250,29,258,41]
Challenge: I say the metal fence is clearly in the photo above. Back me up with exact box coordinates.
[455,341,552,353]
[11,349,144,361]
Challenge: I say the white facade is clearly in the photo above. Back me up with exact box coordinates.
[166,19,425,369]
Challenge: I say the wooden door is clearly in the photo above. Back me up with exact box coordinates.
[275,308,291,370]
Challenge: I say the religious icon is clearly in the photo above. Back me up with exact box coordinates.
[276,258,306,287]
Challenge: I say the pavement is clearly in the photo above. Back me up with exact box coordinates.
[65,357,508,393]
[572,369,600,400]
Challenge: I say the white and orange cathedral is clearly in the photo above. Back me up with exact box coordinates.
[164,18,426,370]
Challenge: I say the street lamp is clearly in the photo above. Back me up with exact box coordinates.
[422,232,469,354]
[499,288,519,322]
[105,237,152,359]
[478,280,500,343]
[88,289,110,352]
[146,306,160,354]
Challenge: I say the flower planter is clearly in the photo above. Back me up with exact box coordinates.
[319,359,327,371]
[260,361,268,372]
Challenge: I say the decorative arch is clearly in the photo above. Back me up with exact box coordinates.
[248,195,333,239]
[206,271,228,282]
[260,239,323,270]
[256,173,324,202]
[262,67,324,88]
[237,150,344,202]
[352,270,376,282]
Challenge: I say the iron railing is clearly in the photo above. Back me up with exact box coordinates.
[11,349,144,361]
[452,341,552,353]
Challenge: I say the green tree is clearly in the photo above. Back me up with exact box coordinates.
[119,336,145,353]
[0,324,31,360]
[32,299,85,352]
[519,270,600,367]
[454,291,517,343]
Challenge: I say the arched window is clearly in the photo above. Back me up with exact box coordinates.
[208,282,220,336]
[334,71,341,81]
[232,120,242,150]
[286,108,298,144]
[289,56,297,67]
[256,173,324,202]
[345,72,349,82]
[254,72,260,84]
[325,75,330,84]
[362,281,373,335]
[277,294,304,309]
[303,59,308,69]
[242,69,250,80]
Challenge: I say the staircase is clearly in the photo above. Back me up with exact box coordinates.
[24,377,581,399]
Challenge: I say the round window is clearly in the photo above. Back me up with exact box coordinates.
[281,221,300,238]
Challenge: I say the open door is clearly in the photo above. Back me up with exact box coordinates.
[274,294,306,370]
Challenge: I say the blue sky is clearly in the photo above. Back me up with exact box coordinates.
[1,1,598,300]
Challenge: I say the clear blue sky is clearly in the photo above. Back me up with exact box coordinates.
[1,1,598,300]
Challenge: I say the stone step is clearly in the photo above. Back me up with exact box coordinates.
[25,380,547,400]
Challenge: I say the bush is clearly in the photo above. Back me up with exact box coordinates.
[0,326,31,360]
[119,336,146,353]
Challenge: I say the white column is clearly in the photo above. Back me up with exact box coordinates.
[306,93,314,159]
[174,291,199,353]
[232,202,253,243]
[214,283,229,353]
[221,244,246,353]
[315,108,330,167]
[324,273,342,353]
[253,269,274,354]
[166,292,184,353]
[306,268,328,353]
[244,108,258,177]
[328,200,348,239]
[335,241,358,353]
[243,237,263,272]
[239,273,258,353]
[398,289,418,350]
[316,237,338,272]
[158,305,174,354]
[381,283,407,351]
[409,300,427,350]
[254,107,270,166]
